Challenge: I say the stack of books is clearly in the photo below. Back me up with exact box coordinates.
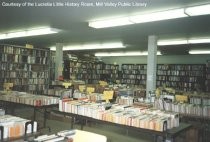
[116,96,134,105]
[0,115,37,139]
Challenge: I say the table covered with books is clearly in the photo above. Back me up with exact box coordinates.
[0,91,59,130]
[56,99,192,142]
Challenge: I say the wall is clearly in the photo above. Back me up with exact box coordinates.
[101,55,210,67]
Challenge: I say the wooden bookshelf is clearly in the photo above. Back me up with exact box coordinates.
[156,64,205,92]
[0,44,50,94]
[121,64,147,85]
[206,60,210,92]
[63,60,119,84]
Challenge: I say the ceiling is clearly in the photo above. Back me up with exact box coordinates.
[1,0,210,55]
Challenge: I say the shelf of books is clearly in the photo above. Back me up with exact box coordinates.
[206,60,210,92]
[121,64,206,91]
[157,64,205,92]
[0,44,50,94]
[63,60,119,84]
[121,64,147,85]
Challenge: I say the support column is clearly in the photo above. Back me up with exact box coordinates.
[55,43,63,80]
[146,35,157,99]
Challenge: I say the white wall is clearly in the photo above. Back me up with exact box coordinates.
[101,55,210,67]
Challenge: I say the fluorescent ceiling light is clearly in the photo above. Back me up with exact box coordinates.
[185,4,210,16]
[188,38,210,44]
[89,17,133,28]
[95,51,161,57]
[157,39,188,46]
[0,27,59,40]
[130,9,187,23]
[89,8,187,28]
[50,42,125,51]
[189,50,210,54]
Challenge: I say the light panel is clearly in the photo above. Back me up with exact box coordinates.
[95,51,161,57]
[89,17,133,28]
[0,27,59,40]
[157,39,188,46]
[189,50,210,54]
[185,4,210,16]
[130,9,187,23]
[188,38,210,44]
[50,42,125,51]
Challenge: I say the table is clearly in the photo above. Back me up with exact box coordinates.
[0,100,58,131]
[53,110,192,142]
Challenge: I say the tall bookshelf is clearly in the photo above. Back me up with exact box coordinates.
[157,64,205,92]
[63,60,119,84]
[0,44,49,94]
[206,61,210,92]
[121,64,147,85]
[120,64,205,91]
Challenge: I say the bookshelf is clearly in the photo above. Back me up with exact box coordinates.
[206,60,210,92]
[0,44,50,94]
[121,64,147,85]
[156,64,205,92]
[63,60,119,84]
[120,64,205,91]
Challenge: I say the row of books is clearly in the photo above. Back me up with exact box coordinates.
[122,70,147,75]
[29,72,49,78]
[157,65,205,71]
[0,54,48,65]
[122,75,146,79]
[0,91,59,106]
[28,85,48,91]
[154,99,210,118]
[116,96,134,106]
[1,46,49,57]
[0,62,29,71]
[28,79,48,84]
[0,71,29,78]
[189,97,210,106]
[157,76,201,82]
[0,115,37,139]
[69,62,119,70]
[0,78,28,85]
[121,79,146,85]
[59,100,179,131]
[0,63,48,73]
[156,81,196,88]
[69,68,118,74]
[0,79,47,86]
[157,70,204,76]
[122,64,147,70]
[47,89,73,98]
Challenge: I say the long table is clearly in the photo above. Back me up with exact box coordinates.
[0,100,58,131]
[53,110,192,142]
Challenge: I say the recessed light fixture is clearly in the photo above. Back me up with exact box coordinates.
[0,27,59,40]
[50,42,125,51]
[185,4,210,16]
[189,50,210,54]
[95,51,161,57]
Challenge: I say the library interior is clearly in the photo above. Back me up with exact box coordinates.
[0,0,210,142]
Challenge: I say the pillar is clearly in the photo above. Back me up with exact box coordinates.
[146,35,157,98]
[55,43,63,80]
